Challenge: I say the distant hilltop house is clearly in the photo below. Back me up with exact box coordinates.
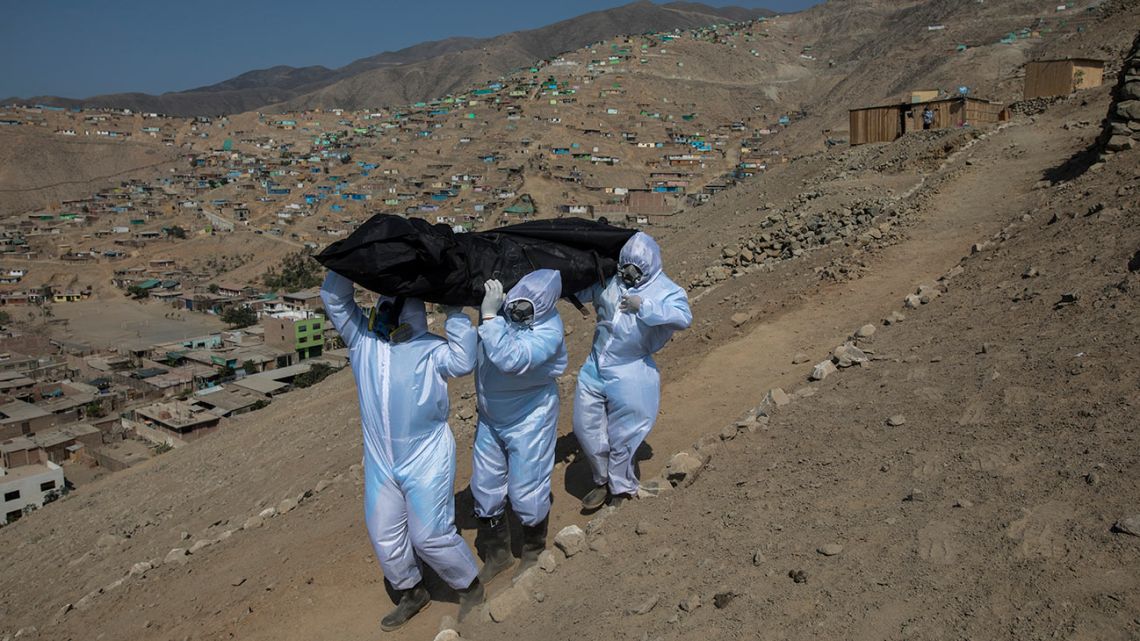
[848,96,1009,146]
[1023,58,1105,100]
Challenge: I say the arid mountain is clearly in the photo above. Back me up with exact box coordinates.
[7,1,775,116]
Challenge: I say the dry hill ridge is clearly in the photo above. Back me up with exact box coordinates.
[9,1,776,116]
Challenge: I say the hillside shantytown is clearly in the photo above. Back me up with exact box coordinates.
[0,1,1137,640]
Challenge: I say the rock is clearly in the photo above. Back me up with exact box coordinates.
[164,548,190,565]
[243,515,265,530]
[905,489,925,502]
[764,388,791,408]
[664,451,704,487]
[277,497,298,514]
[635,521,653,536]
[883,310,906,325]
[553,525,587,558]
[180,531,191,541]
[626,595,659,616]
[751,549,766,566]
[1115,100,1140,120]
[679,594,701,612]
[1112,515,1140,537]
[810,360,837,381]
[792,352,810,364]
[713,592,738,609]
[953,498,973,508]
[128,561,153,577]
[1106,135,1135,152]
[258,507,277,519]
[833,343,868,368]
[917,285,940,304]
[886,415,906,427]
[719,424,738,441]
[904,294,922,309]
[730,312,751,327]
[433,630,461,641]
[189,539,213,554]
[817,543,843,556]
[855,324,876,338]
[537,550,557,573]
[314,479,333,494]
[533,591,546,603]
[789,569,808,583]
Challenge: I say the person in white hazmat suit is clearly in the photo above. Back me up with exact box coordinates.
[471,269,567,582]
[320,271,485,632]
[572,231,692,509]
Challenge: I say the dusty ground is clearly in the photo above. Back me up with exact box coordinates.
[1,57,1136,641]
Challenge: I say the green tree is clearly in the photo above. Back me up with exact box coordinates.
[167,225,188,239]
[221,306,257,328]
[0,310,10,325]
[262,250,323,292]
[293,363,335,389]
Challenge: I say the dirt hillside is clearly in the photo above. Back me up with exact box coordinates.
[1,4,1138,641]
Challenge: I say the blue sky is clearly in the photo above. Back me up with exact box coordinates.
[0,0,821,98]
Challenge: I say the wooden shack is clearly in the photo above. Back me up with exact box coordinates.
[1023,58,1105,100]
[849,97,1008,146]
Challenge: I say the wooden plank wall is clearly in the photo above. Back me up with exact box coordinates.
[1024,60,1075,99]
[849,106,902,145]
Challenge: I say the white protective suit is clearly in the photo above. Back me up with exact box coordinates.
[472,269,567,526]
[320,271,479,591]
[572,232,692,495]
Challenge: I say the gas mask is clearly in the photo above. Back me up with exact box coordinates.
[368,297,413,343]
[619,263,644,289]
[505,299,535,326]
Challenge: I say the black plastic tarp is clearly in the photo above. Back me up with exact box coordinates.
[314,215,636,306]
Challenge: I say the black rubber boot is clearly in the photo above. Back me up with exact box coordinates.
[513,516,549,580]
[456,576,485,622]
[477,514,514,583]
[380,583,430,632]
[581,484,609,511]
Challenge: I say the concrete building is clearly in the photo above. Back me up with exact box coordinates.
[132,400,222,443]
[0,400,56,440]
[263,312,325,363]
[1,461,64,525]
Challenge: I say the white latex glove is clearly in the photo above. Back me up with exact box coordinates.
[480,279,505,319]
[619,295,642,313]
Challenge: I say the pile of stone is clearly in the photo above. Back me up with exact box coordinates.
[691,198,900,288]
[1008,96,1065,117]
[1100,31,1140,158]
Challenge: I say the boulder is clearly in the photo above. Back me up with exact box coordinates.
[810,360,837,381]
[553,525,587,558]
[664,451,704,487]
